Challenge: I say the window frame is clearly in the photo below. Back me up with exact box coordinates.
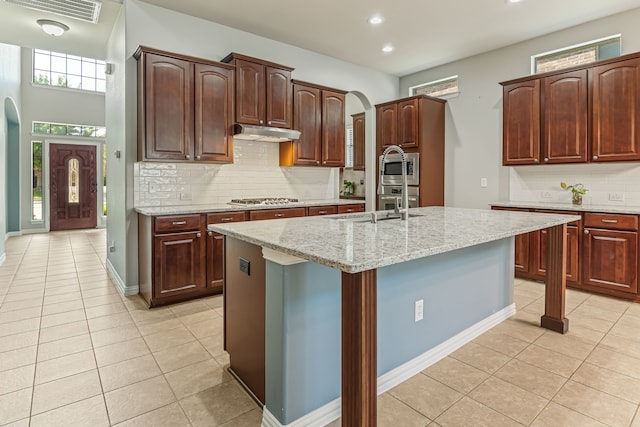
[530,34,622,75]
[32,49,106,93]
[408,75,459,99]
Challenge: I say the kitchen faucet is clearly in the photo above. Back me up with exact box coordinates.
[379,145,409,220]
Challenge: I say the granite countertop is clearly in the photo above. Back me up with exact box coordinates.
[491,201,640,215]
[209,206,579,273]
[135,199,365,216]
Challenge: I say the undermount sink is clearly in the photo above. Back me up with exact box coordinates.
[329,212,424,223]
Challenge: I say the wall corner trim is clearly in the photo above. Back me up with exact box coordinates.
[0,252,5,267]
[106,258,139,296]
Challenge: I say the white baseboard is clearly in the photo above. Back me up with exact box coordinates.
[261,303,516,427]
[106,258,139,296]
[6,231,21,238]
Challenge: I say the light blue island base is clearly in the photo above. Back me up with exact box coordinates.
[262,237,516,427]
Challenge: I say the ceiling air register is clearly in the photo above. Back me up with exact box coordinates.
[2,0,102,23]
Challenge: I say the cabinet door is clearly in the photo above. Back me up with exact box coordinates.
[514,232,531,274]
[591,57,640,162]
[583,228,638,293]
[235,59,265,126]
[153,231,205,299]
[265,67,292,128]
[542,70,588,163]
[292,83,322,165]
[397,98,419,149]
[376,103,397,150]
[321,90,346,167]
[194,63,234,162]
[352,113,366,170]
[143,53,193,161]
[502,80,540,165]
[206,231,225,293]
[532,226,580,284]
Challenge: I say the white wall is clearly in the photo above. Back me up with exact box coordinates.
[19,47,105,232]
[0,42,21,264]
[103,0,399,293]
[399,7,640,209]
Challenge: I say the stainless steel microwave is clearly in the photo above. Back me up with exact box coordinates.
[379,152,419,186]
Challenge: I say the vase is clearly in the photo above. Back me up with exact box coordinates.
[572,194,582,205]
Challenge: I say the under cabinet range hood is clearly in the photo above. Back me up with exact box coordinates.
[233,124,301,142]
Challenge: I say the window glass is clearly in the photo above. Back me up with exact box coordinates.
[32,121,106,139]
[68,158,80,204]
[532,35,621,74]
[32,141,43,222]
[410,75,459,99]
[32,49,106,93]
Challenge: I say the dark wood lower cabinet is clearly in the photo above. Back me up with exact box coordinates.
[532,225,580,284]
[154,231,206,298]
[582,228,638,294]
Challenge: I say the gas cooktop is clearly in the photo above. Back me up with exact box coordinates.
[228,197,300,206]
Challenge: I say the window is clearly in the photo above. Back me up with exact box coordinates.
[33,49,106,93]
[409,75,459,99]
[532,35,621,74]
[103,145,107,216]
[345,125,354,168]
[32,141,43,222]
[33,121,106,138]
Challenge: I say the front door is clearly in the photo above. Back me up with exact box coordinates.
[50,143,97,231]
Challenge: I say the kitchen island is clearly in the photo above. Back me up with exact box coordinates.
[209,206,579,427]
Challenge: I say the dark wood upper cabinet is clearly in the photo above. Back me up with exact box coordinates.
[194,63,234,162]
[591,56,640,162]
[321,90,346,167]
[352,112,365,171]
[376,103,397,149]
[280,81,346,167]
[397,98,420,149]
[135,46,234,163]
[222,53,293,129]
[501,51,640,166]
[502,80,540,165]
[542,70,588,163]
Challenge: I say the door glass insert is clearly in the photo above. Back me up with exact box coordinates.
[68,158,80,203]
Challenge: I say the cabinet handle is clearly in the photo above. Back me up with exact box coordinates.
[268,120,272,125]
[172,221,187,225]
[221,218,233,222]
[593,155,598,160]
[544,157,549,162]
[196,232,202,238]
[584,229,590,234]
[196,155,201,160]
[601,219,618,224]
[207,231,212,236]
[316,160,320,165]
[185,155,190,159]
[274,213,285,217]
[323,161,327,165]
[318,210,327,214]
[259,120,264,124]
[534,158,539,163]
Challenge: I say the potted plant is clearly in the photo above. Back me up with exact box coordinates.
[560,182,587,205]
[341,181,355,197]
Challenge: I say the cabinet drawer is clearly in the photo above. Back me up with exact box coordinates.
[307,206,338,216]
[584,213,638,231]
[154,214,201,233]
[249,207,307,221]
[338,204,364,214]
[207,211,247,224]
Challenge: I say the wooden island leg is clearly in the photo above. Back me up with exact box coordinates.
[341,270,377,427]
[541,224,569,334]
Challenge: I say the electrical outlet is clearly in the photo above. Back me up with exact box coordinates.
[609,192,625,202]
[480,178,487,188]
[108,241,116,253]
[541,191,552,199]
[414,299,424,322]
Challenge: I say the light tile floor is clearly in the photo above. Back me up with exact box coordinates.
[1,230,640,426]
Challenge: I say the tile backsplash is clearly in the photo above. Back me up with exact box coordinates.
[509,163,640,206]
[134,140,339,207]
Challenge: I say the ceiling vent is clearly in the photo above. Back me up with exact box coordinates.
[3,0,102,23]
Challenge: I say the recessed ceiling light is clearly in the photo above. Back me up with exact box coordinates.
[382,45,394,53]
[37,19,69,36]
[507,0,522,3]
[368,15,384,25]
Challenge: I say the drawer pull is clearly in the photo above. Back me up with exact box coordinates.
[601,219,618,224]
[584,229,589,234]
[275,213,285,217]
[318,210,327,214]
[207,231,212,236]
[196,232,201,238]
[172,221,187,225]
[221,218,233,222]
